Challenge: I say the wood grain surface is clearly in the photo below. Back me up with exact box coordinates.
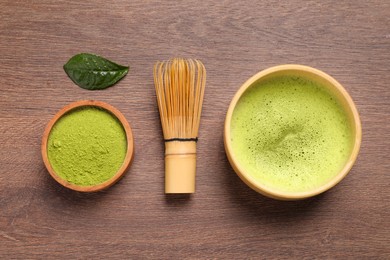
[0,0,389,259]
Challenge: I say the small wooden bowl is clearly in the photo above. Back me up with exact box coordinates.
[224,65,362,200]
[41,100,134,192]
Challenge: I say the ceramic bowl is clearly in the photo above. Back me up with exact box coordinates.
[224,65,361,200]
[42,100,134,192]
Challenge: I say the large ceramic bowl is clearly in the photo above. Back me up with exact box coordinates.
[224,65,361,200]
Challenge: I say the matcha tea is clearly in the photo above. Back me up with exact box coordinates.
[230,75,353,193]
[48,107,127,186]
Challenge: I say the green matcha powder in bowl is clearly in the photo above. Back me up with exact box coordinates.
[42,100,134,192]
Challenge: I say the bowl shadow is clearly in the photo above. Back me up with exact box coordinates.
[219,139,327,225]
[40,164,123,207]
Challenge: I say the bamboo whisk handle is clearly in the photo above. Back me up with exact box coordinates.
[165,141,197,193]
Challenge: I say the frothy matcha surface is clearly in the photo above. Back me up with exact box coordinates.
[48,107,127,186]
[230,75,353,193]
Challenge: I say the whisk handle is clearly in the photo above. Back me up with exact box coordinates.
[165,141,197,194]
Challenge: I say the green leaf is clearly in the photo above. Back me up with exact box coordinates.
[63,53,129,90]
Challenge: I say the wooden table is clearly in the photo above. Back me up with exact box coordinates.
[1,1,389,258]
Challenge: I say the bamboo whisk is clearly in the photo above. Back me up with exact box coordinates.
[154,58,206,193]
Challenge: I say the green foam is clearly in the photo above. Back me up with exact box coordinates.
[230,75,354,193]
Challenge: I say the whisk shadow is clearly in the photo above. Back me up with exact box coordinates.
[165,194,192,206]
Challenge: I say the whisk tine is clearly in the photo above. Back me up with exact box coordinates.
[154,58,206,141]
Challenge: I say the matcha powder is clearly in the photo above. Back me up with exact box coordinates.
[48,107,127,186]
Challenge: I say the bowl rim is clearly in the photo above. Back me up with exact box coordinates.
[224,64,362,200]
[41,100,134,192]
